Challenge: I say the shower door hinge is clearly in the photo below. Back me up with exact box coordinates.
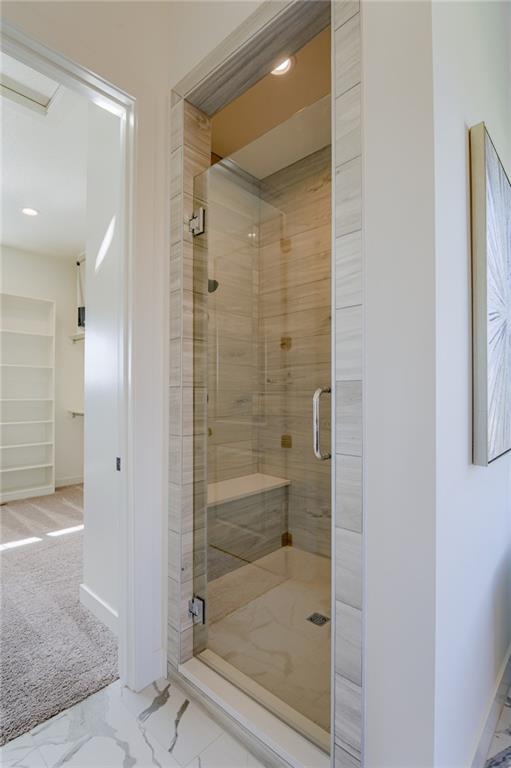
[188,595,205,624]
[188,208,205,236]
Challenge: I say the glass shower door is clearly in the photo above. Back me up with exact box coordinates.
[192,150,332,751]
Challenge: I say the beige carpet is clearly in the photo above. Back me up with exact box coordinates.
[0,486,118,745]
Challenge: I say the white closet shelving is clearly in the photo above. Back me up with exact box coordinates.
[0,293,55,502]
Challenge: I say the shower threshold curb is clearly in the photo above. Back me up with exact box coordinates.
[178,656,330,768]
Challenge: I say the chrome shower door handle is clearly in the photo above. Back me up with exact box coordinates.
[313,387,331,461]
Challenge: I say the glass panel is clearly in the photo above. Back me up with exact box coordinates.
[193,148,331,751]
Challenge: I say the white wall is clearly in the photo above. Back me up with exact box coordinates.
[363,1,511,764]
[432,2,511,765]
[1,245,84,486]
[362,2,437,764]
[2,0,265,688]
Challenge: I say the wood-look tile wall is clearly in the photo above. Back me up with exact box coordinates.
[258,147,332,557]
[203,153,331,560]
[168,97,211,667]
[205,164,260,484]
[332,2,363,765]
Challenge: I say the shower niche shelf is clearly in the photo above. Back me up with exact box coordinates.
[0,293,55,503]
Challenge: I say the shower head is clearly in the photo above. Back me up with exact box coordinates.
[208,279,219,294]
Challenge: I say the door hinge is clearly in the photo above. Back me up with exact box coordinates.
[188,208,205,237]
[188,596,205,624]
[116,457,121,471]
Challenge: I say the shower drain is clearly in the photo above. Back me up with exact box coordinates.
[307,612,330,627]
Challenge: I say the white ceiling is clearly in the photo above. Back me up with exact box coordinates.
[1,53,88,259]
[230,94,331,180]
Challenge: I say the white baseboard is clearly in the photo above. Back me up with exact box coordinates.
[56,475,83,488]
[80,583,118,635]
[471,643,511,768]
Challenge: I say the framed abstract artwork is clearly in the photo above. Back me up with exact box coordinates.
[470,122,511,466]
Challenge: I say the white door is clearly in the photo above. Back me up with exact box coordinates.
[80,102,123,634]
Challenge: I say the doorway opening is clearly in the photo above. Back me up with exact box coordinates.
[0,41,131,745]
[190,24,332,753]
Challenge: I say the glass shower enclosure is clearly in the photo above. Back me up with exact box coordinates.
[192,149,332,750]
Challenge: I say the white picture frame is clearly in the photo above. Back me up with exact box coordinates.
[470,122,511,466]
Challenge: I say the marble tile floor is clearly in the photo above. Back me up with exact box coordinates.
[486,696,511,767]
[206,547,331,733]
[0,678,266,768]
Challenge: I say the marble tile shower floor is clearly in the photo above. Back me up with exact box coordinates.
[205,547,331,734]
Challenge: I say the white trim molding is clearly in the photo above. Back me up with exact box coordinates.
[80,583,119,635]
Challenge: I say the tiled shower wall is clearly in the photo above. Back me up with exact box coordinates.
[332,2,363,765]
[205,164,260,484]
[258,147,332,558]
[205,163,289,570]
[168,97,211,667]
[204,148,332,560]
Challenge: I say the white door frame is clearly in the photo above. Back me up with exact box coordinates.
[0,21,140,690]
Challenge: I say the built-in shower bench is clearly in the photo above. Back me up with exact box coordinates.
[207,472,289,507]
[207,473,290,571]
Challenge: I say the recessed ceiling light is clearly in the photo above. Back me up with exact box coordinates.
[22,207,39,216]
[271,57,294,76]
